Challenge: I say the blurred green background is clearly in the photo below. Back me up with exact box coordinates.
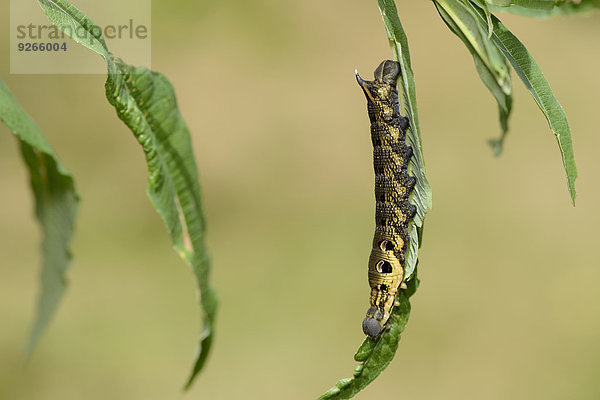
[1,1,599,399]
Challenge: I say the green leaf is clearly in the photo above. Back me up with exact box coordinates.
[37,0,218,386]
[486,0,559,9]
[471,4,578,204]
[470,0,494,37]
[377,0,432,278]
[37,0,109,57]
[318,1,432,398]
[0,78,79,355]
[487,0,600,17]
[434,0,513,154]
[318,276,419,400]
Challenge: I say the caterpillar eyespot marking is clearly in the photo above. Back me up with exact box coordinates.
[356,60,416,338]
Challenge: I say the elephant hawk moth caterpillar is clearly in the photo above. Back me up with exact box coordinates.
[356,60,416,338]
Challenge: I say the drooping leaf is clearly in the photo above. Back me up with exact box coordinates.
[486,0,600,17]
[37,0,218,386]
[434,0,513,154]
[318,1,432,398]
[486,0,559,9]
[0,78,79,355]
[318,276,418,400]
[471,3,578,204]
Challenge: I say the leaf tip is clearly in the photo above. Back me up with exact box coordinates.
[569,186,576,207]
[24,337,37,361]
[488,138,503,156]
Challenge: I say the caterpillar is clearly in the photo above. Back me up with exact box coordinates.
[356,60,417,338]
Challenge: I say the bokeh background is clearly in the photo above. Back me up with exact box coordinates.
[1,1,599,399]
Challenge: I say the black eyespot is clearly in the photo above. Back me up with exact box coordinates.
[376,260,393,273]
[379,240,394,251]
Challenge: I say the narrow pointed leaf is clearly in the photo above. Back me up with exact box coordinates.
[37,0,109,57]
[486,0,558,9]
[319,1,431,398]
[0,78,79,354]
[434,0,513,153]
[487,0,599,16]
[470,0,494,37]
[471,4,577,204]
[318,277,418,400]
[37,0,218,386]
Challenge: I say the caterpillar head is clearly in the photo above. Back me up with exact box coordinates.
[362,307,385,338]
